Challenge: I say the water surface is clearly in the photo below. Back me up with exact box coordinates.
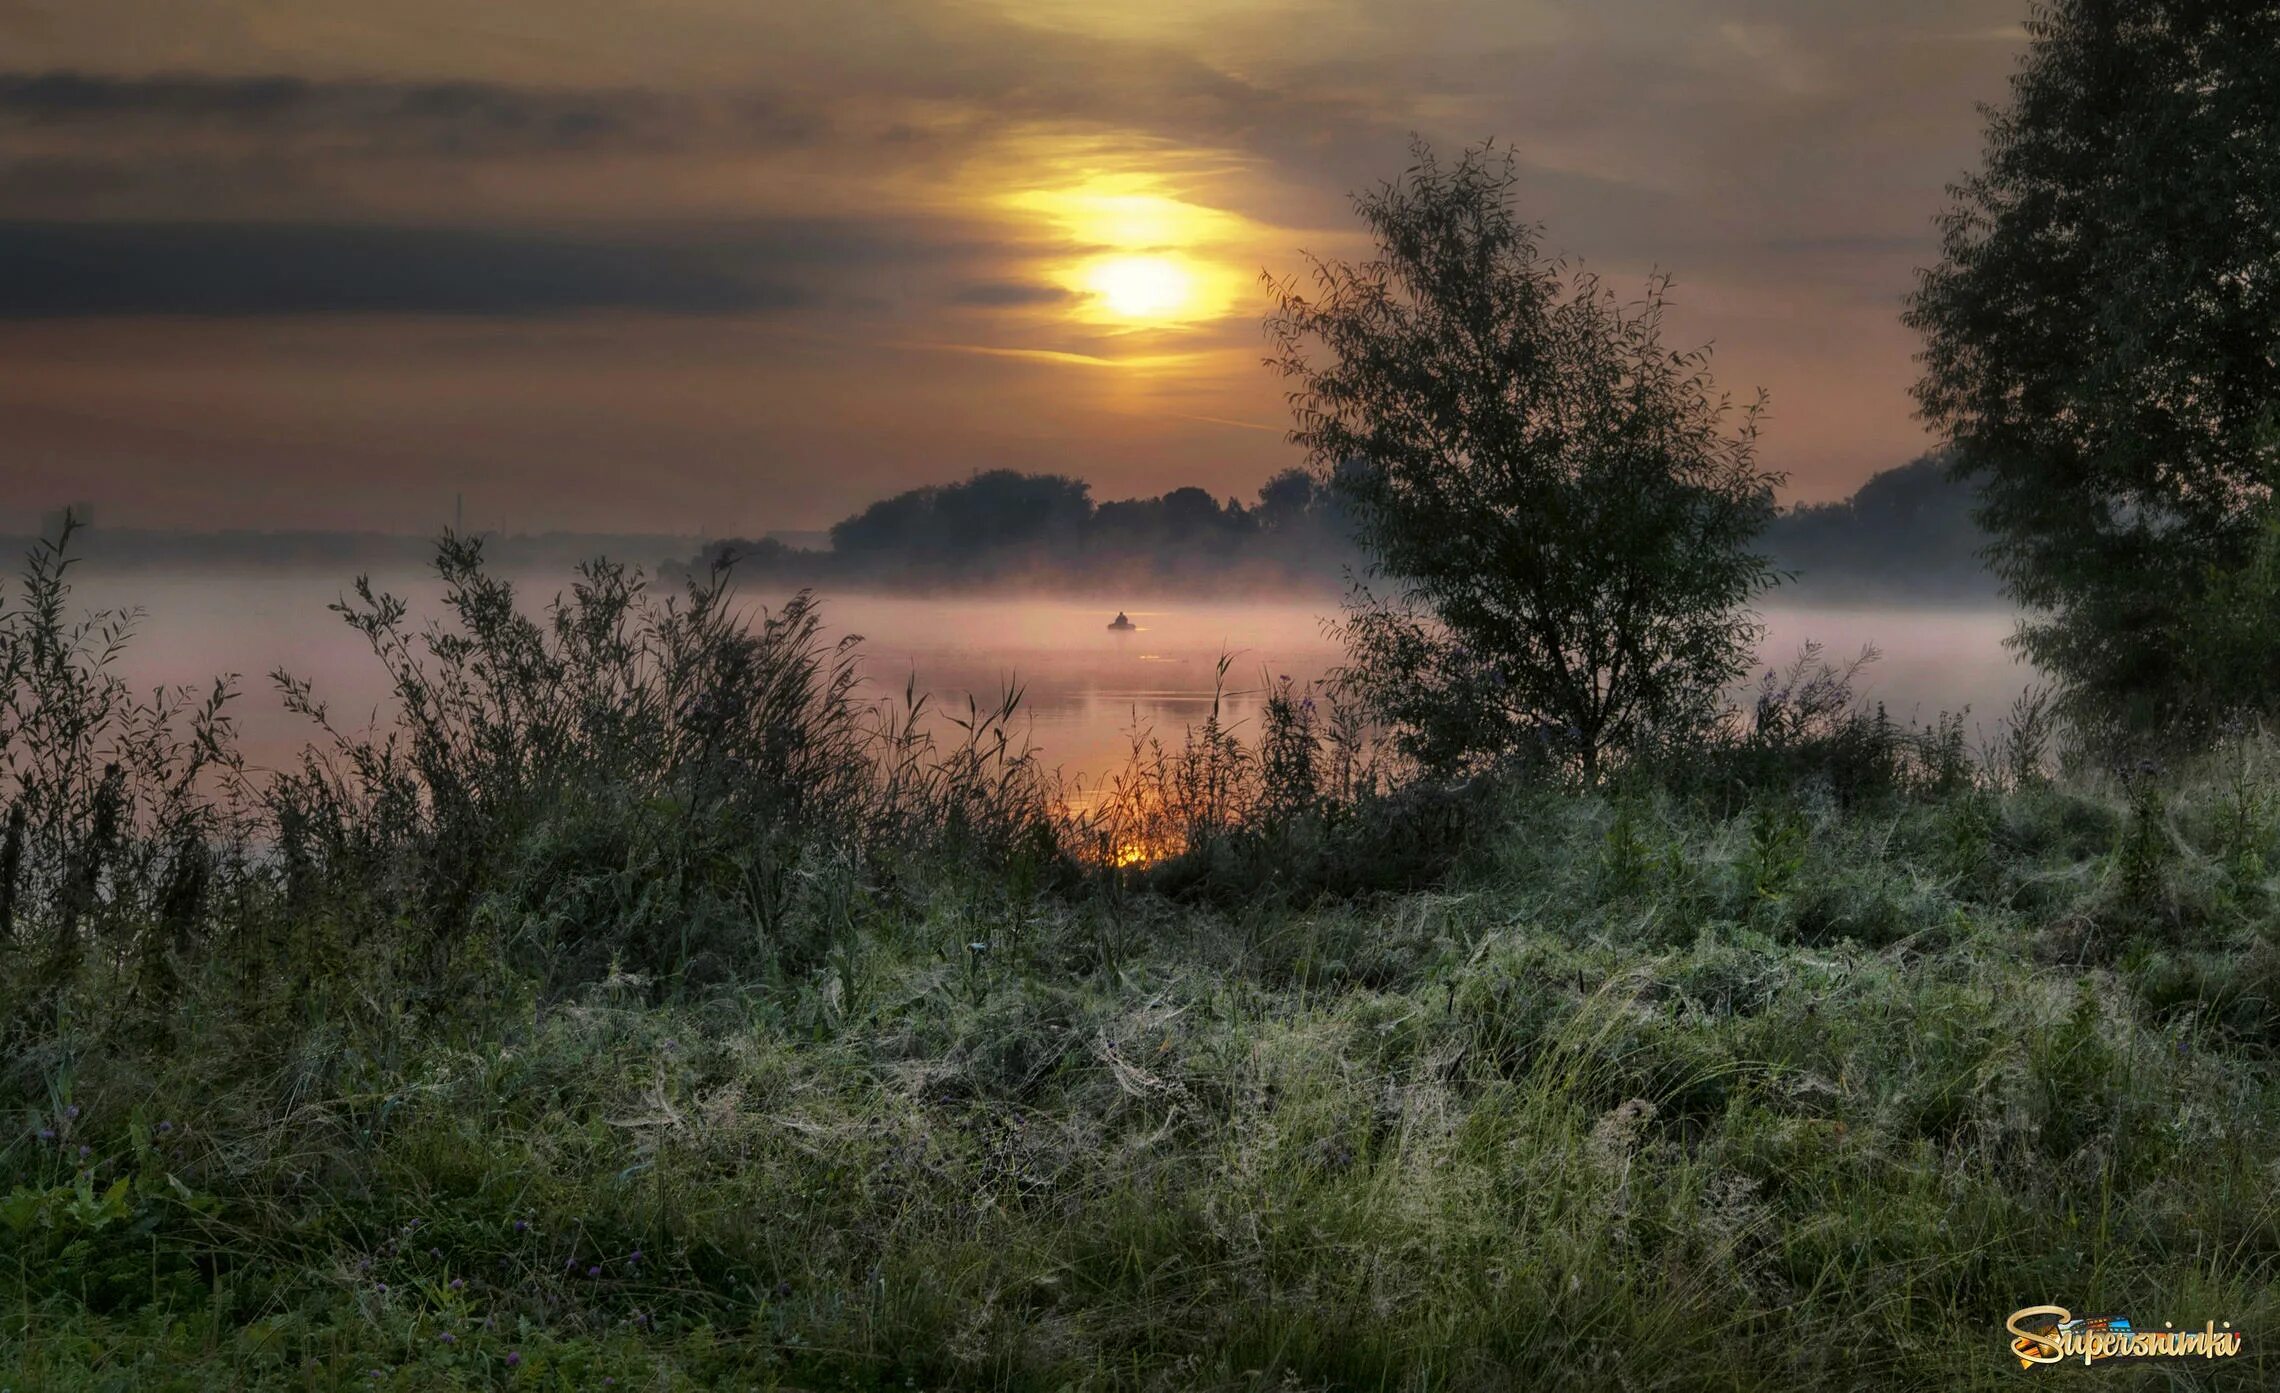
[67,565,2036,791]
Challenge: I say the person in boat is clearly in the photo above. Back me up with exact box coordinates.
[1108,611,1135,630]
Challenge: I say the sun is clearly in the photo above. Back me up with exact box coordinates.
[1000,174,1252,328]
[1088,255,1193,320]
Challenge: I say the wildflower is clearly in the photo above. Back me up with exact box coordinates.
[377,1283,389,1294]
[449,1278,465,1291]
[429,1247,442,1260]
[65,1104,79,1119]
[587,1265,602,1278]
[157,1120,173,1134]
[513,1219,528,1232]
[437,1332,455,1345]
[505,1351,521,1369]
[77,1144,91,1159]
[661,1038,678,1052]
[628,1249,644,1264]
[36,1128,54,1142]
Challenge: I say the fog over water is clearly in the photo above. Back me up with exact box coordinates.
[73,565,2035,793]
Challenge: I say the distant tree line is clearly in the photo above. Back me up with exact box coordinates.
[7,459,1992,602]
[683,467,1365,594]
[1769,453,1992,601]
[683,454,1993,600]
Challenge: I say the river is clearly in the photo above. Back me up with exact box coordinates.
[60,565,2035,795]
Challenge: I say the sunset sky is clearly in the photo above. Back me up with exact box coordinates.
[0,0,2030,535]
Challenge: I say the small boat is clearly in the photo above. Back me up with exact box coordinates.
[1107,611,1136,631]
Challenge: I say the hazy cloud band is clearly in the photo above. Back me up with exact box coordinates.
[0,221,812,317]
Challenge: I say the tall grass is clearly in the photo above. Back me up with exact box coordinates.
[0,519,249,1004]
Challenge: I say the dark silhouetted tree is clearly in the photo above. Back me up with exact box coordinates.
[1267,141,1782,780]
[1906,0,2280,743]
[828,470,1092,579]
[1765,452,1993,599]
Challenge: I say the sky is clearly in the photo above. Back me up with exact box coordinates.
[0,0,2031,535]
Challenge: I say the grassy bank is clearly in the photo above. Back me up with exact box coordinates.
[4,541,2279,1388]
[12,764,2280,1389]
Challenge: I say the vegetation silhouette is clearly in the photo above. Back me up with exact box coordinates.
[1268,139,1782,781]
[1909,0,2280,745]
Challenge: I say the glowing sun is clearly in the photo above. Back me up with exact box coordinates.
[1087,254,1194,320]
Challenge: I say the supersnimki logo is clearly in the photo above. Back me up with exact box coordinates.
[2006,1306,2244,1368]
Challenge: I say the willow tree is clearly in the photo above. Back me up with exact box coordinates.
[1267,142,1781,780]
[1906,0,2280,743]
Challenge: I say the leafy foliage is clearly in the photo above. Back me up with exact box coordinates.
[0,514,247,996]
[1907,0,2280,744]
[1268,141,1782,780]
[267,535,1059,989]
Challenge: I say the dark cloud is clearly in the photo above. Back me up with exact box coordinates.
[0,153,129,199]
[0,70,318,120]
[950,281,1072,307]
[0,70,827,158]
[0,222,812,317]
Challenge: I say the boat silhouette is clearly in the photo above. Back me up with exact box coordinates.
[1107,611,1136,630]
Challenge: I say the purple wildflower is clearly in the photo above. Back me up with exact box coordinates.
[505,1351,521,1369]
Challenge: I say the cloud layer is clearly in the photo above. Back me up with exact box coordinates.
[0,0,2032,531]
